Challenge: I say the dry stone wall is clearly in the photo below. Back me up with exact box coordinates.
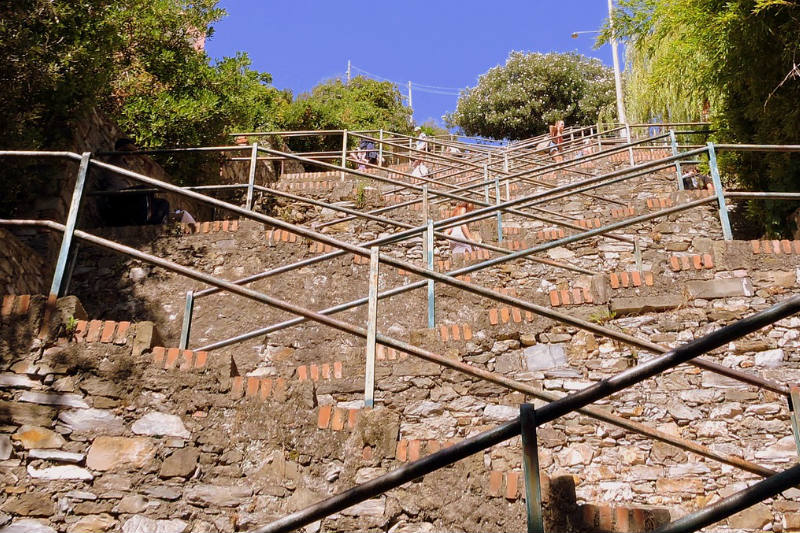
[1,144,800,532]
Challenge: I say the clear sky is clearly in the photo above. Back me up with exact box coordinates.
[206,1,616,126]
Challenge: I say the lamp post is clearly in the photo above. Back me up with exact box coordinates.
[571,0,627,125]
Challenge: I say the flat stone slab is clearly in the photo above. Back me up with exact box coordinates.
[184,484,252,507]
[131,412,190,439]
[686,278,753,299]
[86,437,156,471]
[122,516,187,533]
[611,295,683,315]
[58,409,125,435]
[0,374,39,389]
[0,520,57,533]
[28,449,85,463]
[524,343,567,370]
[19,392,88,409]
[0,401,56,427]
[27,464,93,480]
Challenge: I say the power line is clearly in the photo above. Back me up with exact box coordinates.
[350,64,465,96]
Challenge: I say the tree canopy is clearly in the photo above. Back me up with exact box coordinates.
[279,76,412,153]
[603,0,800,236]
[445,51,617,140]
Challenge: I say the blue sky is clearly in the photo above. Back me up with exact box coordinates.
[206,1,616,126]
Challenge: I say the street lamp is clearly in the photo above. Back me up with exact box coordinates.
[570,0,627,125]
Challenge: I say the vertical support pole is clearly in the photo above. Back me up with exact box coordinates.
[503,152,510,200]
[521,403,545,533]
[49,151,91,301]
[246,142,258,210]
[484,165,490,205]
[179,290,194,350]
[789,386,800,458]
[61,243,81,298]
[422,185,429,261]
[340,130,348,181]
[426,219,435,329]
[495,177,503,243]
[422,185,429,224]
[407,81,412,109]
[670,130,684,190]
[634,238,642,272]
[625,123,635,166]
[364,246,379,408]
[378,129,384,167]
[346,59,351,84]
[707,142,733,240]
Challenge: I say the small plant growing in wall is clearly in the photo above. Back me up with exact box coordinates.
[64,315,78,342]
[354,180,368,209]
[588,309,616,325]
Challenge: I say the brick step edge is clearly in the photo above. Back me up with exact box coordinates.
[0,295,31,318]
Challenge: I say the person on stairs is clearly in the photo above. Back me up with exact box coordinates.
[446,202,479,255]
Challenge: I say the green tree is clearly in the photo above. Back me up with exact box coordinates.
[0,0,279,214]
[281,76,412,154]
[603,0,800,236]
[445,51,616,140]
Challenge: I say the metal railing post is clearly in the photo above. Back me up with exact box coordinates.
[422,185,429,261]
[670,130,684,190]
[625,123,635,166]
[378,129,384,167]
[179,290,194,350]
[340,130,348,181]
[364,246,379,408]
[426,219,435,329]
[49,152,91,303]
[495,176,503,243]
[246,142,258,210]
[422,185,429,222]
[789,386,800,458]
[503,152,511,200]
[634,238,643,272]
[707,143,733,240]
[483,165,490,205]
[521,404,545,533]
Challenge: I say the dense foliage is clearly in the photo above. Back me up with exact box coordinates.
[0,2,413,216]
[0,0,282,214]
[445,51,617,140]
[603,0,800,236]
[279,76,412,154]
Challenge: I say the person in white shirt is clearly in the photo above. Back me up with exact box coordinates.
[414,127,428,152]
[410,159,429,183]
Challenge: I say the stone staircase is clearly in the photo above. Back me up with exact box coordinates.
[0,146,799,533]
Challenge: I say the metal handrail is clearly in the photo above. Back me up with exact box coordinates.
[0,216,782,493]
[250,295,800,533]
[4,136,800,532]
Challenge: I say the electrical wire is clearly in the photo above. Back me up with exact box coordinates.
[350,64,466,96]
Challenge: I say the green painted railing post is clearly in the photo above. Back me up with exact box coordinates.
[521,403,545,533]
[707,142,733,240]
[789,387,800,459]
[426,219,435,329]
[340,130,348,181]
[179,290,194,350]
[483,165,490,205]
[495,176,503,243]
[378,129,384,167]
[49,152,91,302]
[246,142,258,210]
[670,130,684,190]
[364,246,379,408]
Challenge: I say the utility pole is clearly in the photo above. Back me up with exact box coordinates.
[407,81,412,110]
[607,0,627,125]
[346,60,351,84]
